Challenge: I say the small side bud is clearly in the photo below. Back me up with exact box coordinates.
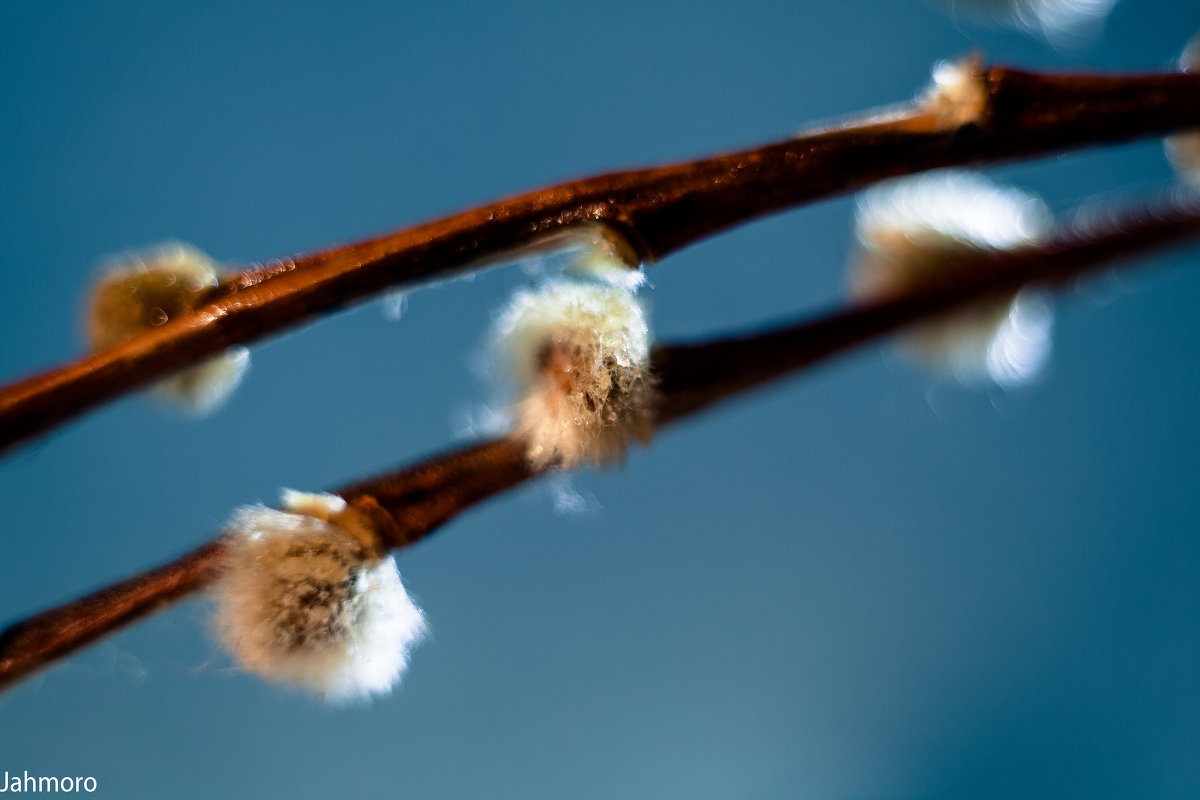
[849,170,1053,387]
[918,55,988,129]
[562,226,646,292]
[492,280,654,468]
[85,242,249,413]
[214,490,426,703]
[511,224,647,291]
[1165,34,1200,188]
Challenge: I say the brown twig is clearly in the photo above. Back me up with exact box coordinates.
[3,190,1199,693]
[0,541,227,691]
[0,66,1198,455]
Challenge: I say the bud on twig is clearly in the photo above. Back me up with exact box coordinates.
[86,243,249,413]
[214,490,426,702]
[492,273,654,468]
[849,171,1053,386]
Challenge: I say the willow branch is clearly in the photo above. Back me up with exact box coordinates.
[1,66,1198,455]
[3,190,1199,692]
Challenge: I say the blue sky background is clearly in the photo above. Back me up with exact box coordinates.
[1,1,1198,798]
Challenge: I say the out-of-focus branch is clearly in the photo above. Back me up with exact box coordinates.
[3,189,1199,693]
[0,66,1197,455]
[652,189,1200,422]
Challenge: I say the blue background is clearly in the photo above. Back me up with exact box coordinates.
[1,1,1198,797]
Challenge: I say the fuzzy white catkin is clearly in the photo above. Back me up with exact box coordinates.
[1165,34,1200,189]
[850,170,1054,387]
[215,490,426,702]
[493,277,653,468]
[85,242,249,413]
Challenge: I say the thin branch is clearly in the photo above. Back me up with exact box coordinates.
[3,190,1199,693]
[1,66,1198,455]
[652,189,1200,423]
[0,541,226,692]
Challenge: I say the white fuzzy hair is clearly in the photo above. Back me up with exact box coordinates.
[86,242,249,413]
[214,491,426,703]
[850,170,1054,387]
[492,280,654,468]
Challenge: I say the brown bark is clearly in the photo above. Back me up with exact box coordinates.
[1,67,1197,456]
[3,191,1198,692]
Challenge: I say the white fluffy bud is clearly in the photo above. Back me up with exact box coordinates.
[850,171,1054,387]
[214,490,426,703]
[492,277,654,468]
[918,56,988,129]
[85,242,249,413]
